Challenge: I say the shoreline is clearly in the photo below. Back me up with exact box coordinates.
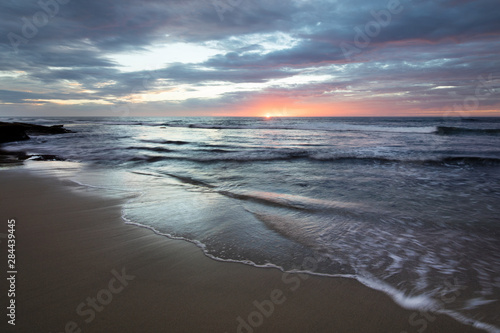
[0,167,486,332]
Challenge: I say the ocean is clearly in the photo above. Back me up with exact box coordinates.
[2,116,500,332]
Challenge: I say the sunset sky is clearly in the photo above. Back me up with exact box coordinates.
[0,0,499,117]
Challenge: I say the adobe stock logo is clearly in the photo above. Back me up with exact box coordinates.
[211,0,246,21]
[49,267,135,333]
[7,0,72,53]
[340,0,404,60]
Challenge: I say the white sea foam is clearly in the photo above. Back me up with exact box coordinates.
[164,122,437,134]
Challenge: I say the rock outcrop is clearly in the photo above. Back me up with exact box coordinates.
[0,121,72,143]
[0,121,72,163]
[0,123,30,143]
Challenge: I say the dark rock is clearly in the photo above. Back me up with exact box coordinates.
[0,123,30,143]
[0,121,72,144]
[10,122,73,135]
[0,121,73,164]
[30,154,65,161]
[0,149,30,164]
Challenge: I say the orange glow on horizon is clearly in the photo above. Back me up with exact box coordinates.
[230,95,368,117]
[208,95,500,118]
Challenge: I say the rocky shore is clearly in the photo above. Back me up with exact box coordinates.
[0,121,72,163]
[0,121,72,143]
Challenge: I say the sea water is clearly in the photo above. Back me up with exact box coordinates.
[2,116,499,332]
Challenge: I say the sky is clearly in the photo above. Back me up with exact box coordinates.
[0,0,499,117]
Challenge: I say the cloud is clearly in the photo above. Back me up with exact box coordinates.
[0,0,499,116]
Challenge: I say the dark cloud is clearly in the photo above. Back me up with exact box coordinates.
[0,0,499,115]
[0,89,47,104]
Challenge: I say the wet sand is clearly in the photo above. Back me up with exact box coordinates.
[0,168,483,333]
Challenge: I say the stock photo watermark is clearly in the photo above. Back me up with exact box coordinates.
[444,73,500,119]
[49,267,135,333]
[5,219,16,326]
[7,0,72,53]
[400,277,467,333]
[210,0,246,21]
[108,66,163,117]
[229,254,325,333]
[340,0,404,60]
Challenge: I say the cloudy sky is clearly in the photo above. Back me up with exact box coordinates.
[0,0,499,117]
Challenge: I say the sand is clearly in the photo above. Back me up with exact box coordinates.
[0,168,483,333]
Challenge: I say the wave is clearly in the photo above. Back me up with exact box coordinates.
[126,150,500,166]
[140,139,190,145]
[162,122,437,134]
[195,148,233,153]
[126,151,310,163]
[219,190,320,211]
[82,119,500,138]
[161,172,216,189]
[152,171,385,218]
[59,118,435,134]
[439,156,500,165]
[128,155,168,163]
[436,126,500,136]
[98,121,146,126]
[126,146,173,153]
[315,155,500,166]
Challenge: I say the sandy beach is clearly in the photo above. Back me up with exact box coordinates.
[0,168,484,333]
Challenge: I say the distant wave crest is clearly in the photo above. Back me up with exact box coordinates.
[126,150,500,166]
[436,126,500,136]
[162,122,437,134]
